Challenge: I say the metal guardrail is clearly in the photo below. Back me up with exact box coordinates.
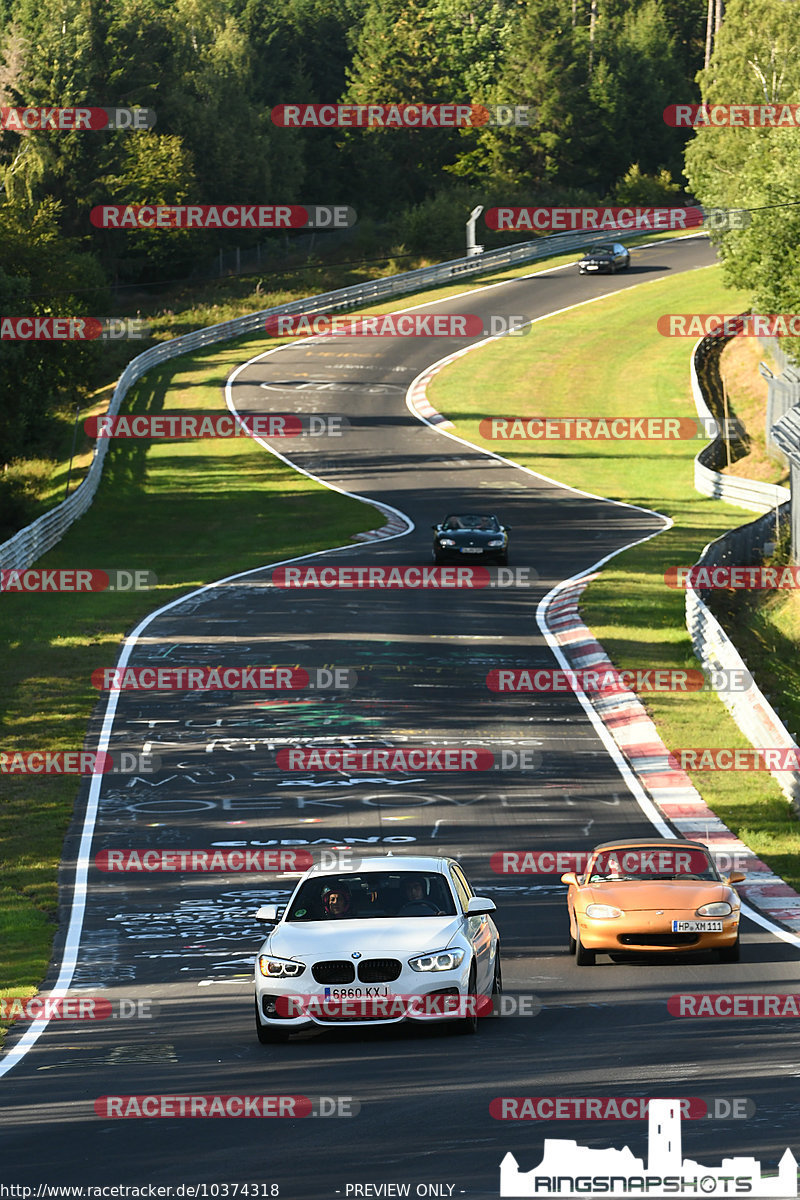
[691,334,790,513]
[0,224,642,572]
[685,531,800,810]
[687,336,799,809]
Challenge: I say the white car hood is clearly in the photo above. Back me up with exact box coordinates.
[263,916,464,961]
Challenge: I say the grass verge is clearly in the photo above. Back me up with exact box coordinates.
[0,333,370,1017]
[428,264,800,891]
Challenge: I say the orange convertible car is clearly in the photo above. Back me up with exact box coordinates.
[562,839,745,965]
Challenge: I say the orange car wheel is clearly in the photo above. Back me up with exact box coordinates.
[718,934,740,963]
[575,929,596,966]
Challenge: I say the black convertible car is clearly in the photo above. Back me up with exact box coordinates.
[432,513,510,565]
[578,242,631,274]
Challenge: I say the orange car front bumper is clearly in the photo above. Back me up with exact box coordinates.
[575,911,740,953]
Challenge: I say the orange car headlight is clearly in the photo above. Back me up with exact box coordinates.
[585,904,623,918]
[696,901,733,917]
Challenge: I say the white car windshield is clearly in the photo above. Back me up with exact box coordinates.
[285,871,457,920]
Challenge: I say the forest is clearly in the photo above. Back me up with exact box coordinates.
[0,0,797,493]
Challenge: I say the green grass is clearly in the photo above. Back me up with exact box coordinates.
[15,225,695,522]
[0,334,371,1009]
[428,264,800,890]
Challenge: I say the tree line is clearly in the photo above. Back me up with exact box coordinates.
[0,0,796,498]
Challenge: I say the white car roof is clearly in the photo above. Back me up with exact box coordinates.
[302,854,454,878]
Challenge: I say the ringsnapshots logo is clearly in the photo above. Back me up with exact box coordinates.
[84,413,349,438]
[485,206,702,232]
[0,568,156,592]
[486,667,754,694]
[499,1097,797,1198]
[275,746,540,772]
[92,666,357,691]
[0,106,156,131]
[478,417,742,441]
[271,103,533,128]
[0,317,148,340]
[658,314,800,337]
[0,750,160,775]
[664,103,800,128]
[666,565,800,590]
[265,313,529,338]
[89,205,356,230]
[271,566,538,589]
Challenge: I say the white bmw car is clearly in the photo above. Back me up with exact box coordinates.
[253,855,501,1042]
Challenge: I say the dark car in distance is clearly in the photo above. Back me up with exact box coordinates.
[578,243,631,274]
[432,513,510,565]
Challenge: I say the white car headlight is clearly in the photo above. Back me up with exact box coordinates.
[408,948,465,972]
[585,904,623,919]
[258,954,306,978]
[696,901,733,917]
[487,539,504,547]
[438,538,456,547]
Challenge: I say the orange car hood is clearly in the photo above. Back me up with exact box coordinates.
[581,880,732,912]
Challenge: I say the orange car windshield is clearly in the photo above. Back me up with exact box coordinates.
[587,848,718,883]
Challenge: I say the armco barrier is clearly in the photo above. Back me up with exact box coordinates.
[691,333,790,513]
[0,223,648,572]
[687,336,799,810]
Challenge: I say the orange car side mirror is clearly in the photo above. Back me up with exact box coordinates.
[561,872,577,886]
[728,871,747,884]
